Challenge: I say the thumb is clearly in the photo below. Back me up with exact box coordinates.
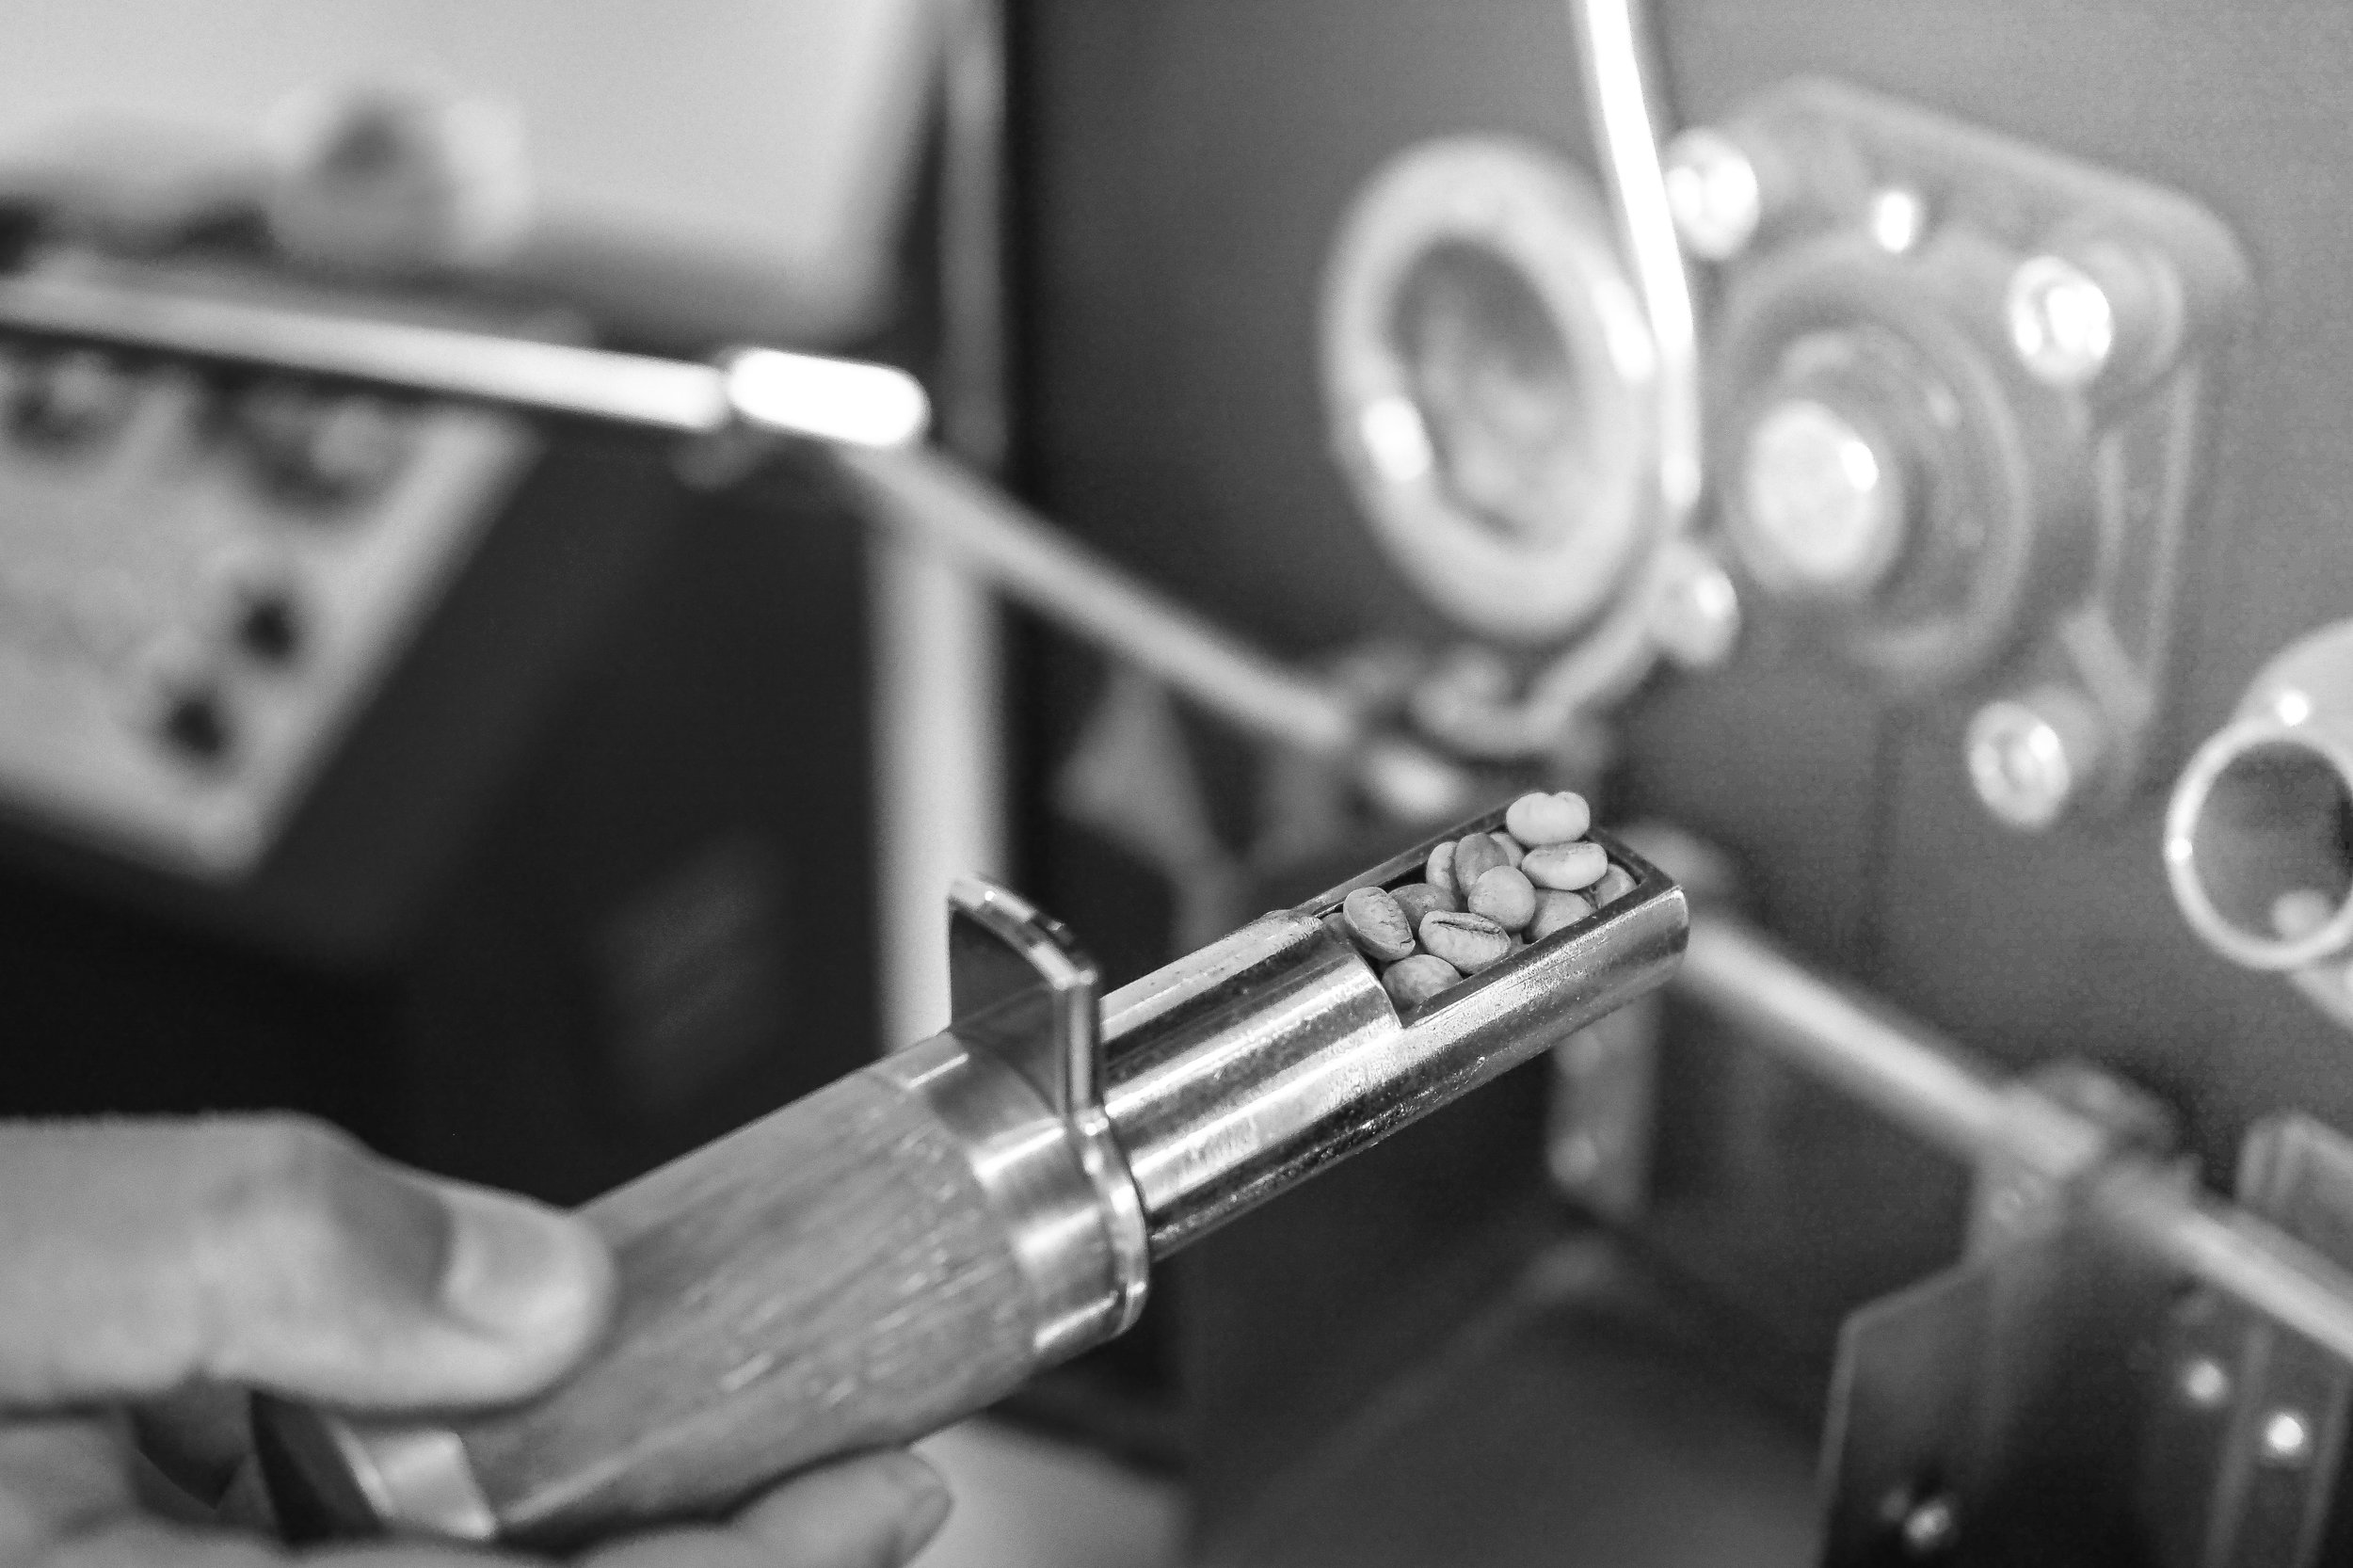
[0,1115,613,1411]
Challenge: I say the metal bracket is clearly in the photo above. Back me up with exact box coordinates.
[1966,1061,2180,1257]
[1546,993,1660,1224]
[1823,1062,2185,1565]
[1821,1208,2181,1565]
[2138,1115,2353,1568]
[947,876,1151,1336]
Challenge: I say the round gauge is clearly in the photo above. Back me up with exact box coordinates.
[1321,136,1661,645]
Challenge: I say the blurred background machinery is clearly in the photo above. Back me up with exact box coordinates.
[12,2,2353,1566]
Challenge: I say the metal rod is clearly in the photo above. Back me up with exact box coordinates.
[0,269,933,447]
[0,271,733,433]
[1678,919,2009,1160]
[0,268,1478,821]
[837,443,1475,819]
[1567,0,1701,526]
[1677,910,2353,1368]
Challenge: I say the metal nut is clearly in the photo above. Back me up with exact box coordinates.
[2007,254,2117,387]
[1966,688,2109,832]
[1662,128,1763,262]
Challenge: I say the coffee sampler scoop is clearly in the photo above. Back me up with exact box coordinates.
[256,806,1685,1544]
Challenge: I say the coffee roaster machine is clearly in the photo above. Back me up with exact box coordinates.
[11,2,2353,1565]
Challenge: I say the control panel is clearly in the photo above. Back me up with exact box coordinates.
[0,259,536,877]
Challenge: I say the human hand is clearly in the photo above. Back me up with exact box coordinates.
[0,1114,951,1567]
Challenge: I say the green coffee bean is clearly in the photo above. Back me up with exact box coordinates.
[1524,840,1608,891]
[1528,888,1593,940]
[1452,832,1508,889]
[1341,886,1417,963]
[1426,840,1460,900]
[1467,865,1536,932]
[1504,791,1591,846]
[1489,831,1526,868]
[2273,888,2337,939]
[1383,953,1461,1006]
[1591,864,1637,906]
[1390,881,1458,928]
[1417,909,1513,973]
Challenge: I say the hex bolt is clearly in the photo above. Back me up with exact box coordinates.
[1737,396,1908,600]
[1965,687,2110,832]
[2007,254,2118,387]
[2261,1409,2314,1467]
[1661,128,1763,262]
[2176,1355,2233,1410]
[1867,186,1929,255]
[1899,1495,1959,1558]
[1648,544,1742,669]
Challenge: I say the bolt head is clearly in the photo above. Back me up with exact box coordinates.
[1867,186,1929,255]
[2262,1409,2314,1466]
[2177,1356,2232,1410]
[1662,129,1762,262]
[1551,1131,1603,1185]
[1738,398,1907,598]
[1649,546,1741,669]
[1966,692,2106,832]
[1899,1496,1959,1558]
[2008,255,2117,387]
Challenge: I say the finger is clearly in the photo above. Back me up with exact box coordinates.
[0,1416,138,1559]
[578,1453,952,1568]
[0,1116,613,1410]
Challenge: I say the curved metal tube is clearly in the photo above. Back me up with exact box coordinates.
[1568,0,1701,527]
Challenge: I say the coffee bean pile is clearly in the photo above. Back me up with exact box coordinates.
[1335,791,1638,1008]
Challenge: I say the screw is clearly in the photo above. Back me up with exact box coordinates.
[1899,1495,1959,1558]
[1662,129,1763,262]
[2177,1355,2232,1410]
[2007,255,2117,387]
[1551,1131,1603,1185]
[1867,186,1929,255]
[1965,688,2108,832]
[1738,397,1907,598]
[1649,546,1741,669]
[2261,1409,2314,1466]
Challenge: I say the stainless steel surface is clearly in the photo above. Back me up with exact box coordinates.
[1678,909,2353,1368]
[327,1422,499,1544]
[947,876,1149,1340]
[878,1031,1137,1364]
[1103,822,1688,1253]
[0,269,929,445]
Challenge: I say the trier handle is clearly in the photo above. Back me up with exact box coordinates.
[258,1024,1137,1547]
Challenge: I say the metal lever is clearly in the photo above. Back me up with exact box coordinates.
[945,876,1148,1336]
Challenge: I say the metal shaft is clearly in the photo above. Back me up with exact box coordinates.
[1677,912,2353,1368]
[0,269,1475,822]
